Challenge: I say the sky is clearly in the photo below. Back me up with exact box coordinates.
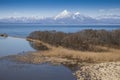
[0,0,120,18]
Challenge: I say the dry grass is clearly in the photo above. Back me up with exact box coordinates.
[8,39,120,65]
[37,47,120,63]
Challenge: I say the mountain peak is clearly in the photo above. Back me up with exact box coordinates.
[54,10,71,20]
[61,10,69,15]
[74,12,80,15]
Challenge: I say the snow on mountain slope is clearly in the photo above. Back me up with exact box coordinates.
[53,10,97,24]
[0,10,120,24]
[54,10,72,20]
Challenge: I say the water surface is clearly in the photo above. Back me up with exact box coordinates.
[0,60,76,80]
[0,24,119,37]
[0,37,35,57]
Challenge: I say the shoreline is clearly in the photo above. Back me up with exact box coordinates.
[1,36,120,80]
[4,48,120,80]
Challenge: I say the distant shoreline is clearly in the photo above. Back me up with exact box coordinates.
[0,23,120,26]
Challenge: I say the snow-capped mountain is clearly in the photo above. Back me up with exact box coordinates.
[0,10,120,24]
[53,10,97,24]
[54,10,72,20]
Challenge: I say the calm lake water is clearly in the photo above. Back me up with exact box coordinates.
[0,24,120,37]
[0,60,76,80]
[0,37,35,57]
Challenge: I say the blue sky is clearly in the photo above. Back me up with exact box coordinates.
[0,0,120,18]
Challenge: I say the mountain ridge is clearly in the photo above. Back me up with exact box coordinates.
[0,10,120,24]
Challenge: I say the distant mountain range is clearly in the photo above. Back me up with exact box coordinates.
[0,10,120,24]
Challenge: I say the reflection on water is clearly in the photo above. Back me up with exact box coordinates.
[0,37,35,57]
[28,41,49,51]
[0,60,76,80]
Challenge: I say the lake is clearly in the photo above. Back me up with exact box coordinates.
[0,24,120,37]
[0,24,120,80]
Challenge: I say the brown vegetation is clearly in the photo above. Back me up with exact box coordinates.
[9,46,120,64]
[27,29,120,51]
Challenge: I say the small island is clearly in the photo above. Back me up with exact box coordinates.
[0,33,8,37]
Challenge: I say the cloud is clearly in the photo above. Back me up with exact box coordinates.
[98,8,120,15]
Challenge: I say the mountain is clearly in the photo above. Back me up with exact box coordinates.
[53,10,97,24]
[54,10,72,20]
[0,10,120,24]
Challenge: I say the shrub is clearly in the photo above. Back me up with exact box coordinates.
[27,29,120,51]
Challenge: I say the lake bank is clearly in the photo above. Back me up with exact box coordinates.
[2,37,120,80]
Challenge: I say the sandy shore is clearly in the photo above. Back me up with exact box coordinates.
[74,62,120,80]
